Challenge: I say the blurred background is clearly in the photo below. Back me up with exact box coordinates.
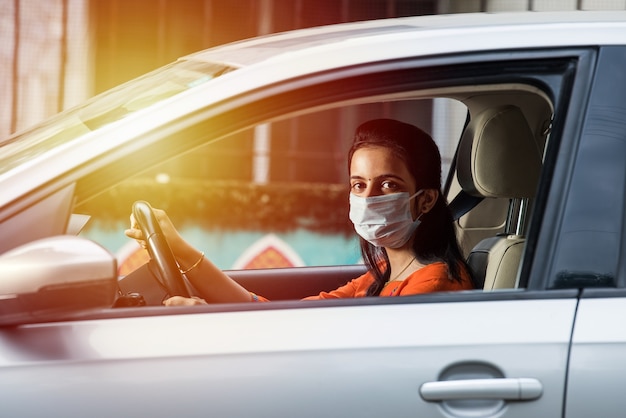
[2,0,625,272]
[4,0,625,139]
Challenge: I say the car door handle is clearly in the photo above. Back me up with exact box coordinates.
[420,378,542,401]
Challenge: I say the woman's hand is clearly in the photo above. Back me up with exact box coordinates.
[124,213,147,248]
[163,296,208,306]
[124,207,187,257]
[124,204,255,304]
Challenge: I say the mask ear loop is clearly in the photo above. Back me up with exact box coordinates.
[408,189,425,222]
[408,189,424,200]
[412,211,425,226]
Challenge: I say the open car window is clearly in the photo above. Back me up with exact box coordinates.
[73,50,567,306]
[78,98,468,278]
[72,49,572,307]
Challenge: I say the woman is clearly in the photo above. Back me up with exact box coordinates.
[125,118,473,305]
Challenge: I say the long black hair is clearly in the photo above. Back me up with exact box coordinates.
[347,119,469,296]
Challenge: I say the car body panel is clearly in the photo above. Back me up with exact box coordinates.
[567,293,626,417]
[190,11,626,68]
[1,295,577,417]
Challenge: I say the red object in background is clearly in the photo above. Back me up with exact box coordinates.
[242,245,294,269]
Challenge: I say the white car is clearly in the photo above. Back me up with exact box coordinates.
[2,11,626,418]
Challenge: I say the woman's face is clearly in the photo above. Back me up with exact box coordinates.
[349,146,416,198]
[349,145,438,221]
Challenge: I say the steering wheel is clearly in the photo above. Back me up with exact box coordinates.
[132,201,190,298]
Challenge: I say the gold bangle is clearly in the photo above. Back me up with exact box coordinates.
[179,251,204,274]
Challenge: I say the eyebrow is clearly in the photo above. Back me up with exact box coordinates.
[349,174,407,182]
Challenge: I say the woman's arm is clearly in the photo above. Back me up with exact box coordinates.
[172,247,253,304]
[125,207,252,304]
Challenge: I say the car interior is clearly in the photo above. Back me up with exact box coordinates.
[110,82,553,304]
[454,104,543,290]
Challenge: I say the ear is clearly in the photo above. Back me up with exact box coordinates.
[418,189,439,215]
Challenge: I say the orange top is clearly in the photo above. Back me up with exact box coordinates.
[246,262,473,301]
[301,262,472,300]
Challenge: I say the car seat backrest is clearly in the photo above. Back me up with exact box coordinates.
[457,105,542,200]
[457,105,542,290]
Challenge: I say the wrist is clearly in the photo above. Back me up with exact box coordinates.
[178,251,204,275]
[175,246,202,268]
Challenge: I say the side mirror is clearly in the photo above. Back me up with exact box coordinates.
[0,236,117,326]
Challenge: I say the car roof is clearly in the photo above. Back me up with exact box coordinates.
[187,11,626,68]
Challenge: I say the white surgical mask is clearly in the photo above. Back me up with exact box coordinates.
[349,190,423,248]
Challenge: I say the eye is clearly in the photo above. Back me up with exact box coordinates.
[350,181,366,193]
[382,180,399,191]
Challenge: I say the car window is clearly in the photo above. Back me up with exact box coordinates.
[78,98,468,274]
[66,50,578,307]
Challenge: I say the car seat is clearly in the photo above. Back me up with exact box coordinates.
[456,105,542,290]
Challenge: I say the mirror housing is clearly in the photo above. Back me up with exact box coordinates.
[0,236,117,326]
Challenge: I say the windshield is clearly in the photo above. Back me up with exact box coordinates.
[0,60,235,176]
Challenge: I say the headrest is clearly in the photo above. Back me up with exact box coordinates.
[457,105,542,199]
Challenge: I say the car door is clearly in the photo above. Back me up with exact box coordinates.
[0,47,596,418]
[1,293,576,418]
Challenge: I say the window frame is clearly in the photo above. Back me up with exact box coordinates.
[72,47,599,318]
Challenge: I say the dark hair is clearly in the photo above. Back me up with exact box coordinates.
[347,118,469,296]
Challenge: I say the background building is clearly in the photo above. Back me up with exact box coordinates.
[5,0,626,139]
